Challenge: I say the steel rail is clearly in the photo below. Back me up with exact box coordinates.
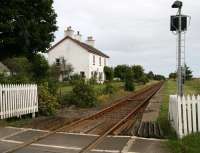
[3,82,162,153]
[79,82,163,153]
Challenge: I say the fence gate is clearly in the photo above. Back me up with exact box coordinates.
[169,95,200,138]
[0,84,38,119]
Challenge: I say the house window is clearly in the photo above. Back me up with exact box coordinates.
[93,55,95,65]
[56,58,60,66]
[99,57,101,66]
[104,58,106,66]
[80,71,85,78]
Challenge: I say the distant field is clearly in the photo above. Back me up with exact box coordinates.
[159,79,200,153]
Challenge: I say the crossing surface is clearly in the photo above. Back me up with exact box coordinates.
[0,127,169,153]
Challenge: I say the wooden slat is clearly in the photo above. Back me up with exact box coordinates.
[0,84,38,120]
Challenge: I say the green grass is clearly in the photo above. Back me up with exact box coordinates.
[159,79,200,153]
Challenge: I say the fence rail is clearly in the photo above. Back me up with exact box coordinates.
[0,84,38,119]
[169,95,200,138]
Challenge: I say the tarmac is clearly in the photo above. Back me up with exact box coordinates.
[0,126,169,153]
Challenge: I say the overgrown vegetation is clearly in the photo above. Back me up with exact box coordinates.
[65,80,97,108]
[124,69,135,91]
[103,83,116,94]
[38,84,59,116]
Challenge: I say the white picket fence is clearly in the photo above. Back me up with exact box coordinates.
[169,95,200,138]
[0,84,38,119]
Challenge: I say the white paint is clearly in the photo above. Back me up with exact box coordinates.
[48,36,109,82]
[121,138,135,153]
[74,31,82,41]
[0,84,38,119]
[64,26,74,38]
[1,139,120,153]
[169,95,200,138]
[85,36,95,47]
[0,129,27,141]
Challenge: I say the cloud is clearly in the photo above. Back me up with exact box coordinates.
[53,0,200,77]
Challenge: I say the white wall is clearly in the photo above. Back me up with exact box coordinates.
[48,39,90,78]
[48,38,109,82]
[89,53,109,82]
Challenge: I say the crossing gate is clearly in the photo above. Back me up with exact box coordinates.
[169,95,200,138]
[0,84,38,119]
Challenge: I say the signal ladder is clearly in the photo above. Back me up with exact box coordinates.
[176,32,186,80]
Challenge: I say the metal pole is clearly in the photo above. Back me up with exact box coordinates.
[177,7,183,96]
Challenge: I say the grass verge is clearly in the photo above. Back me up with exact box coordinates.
[158,79,200,153]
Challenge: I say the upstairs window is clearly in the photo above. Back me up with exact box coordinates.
[56,58,60,66]
[99,57,101,66]
[104,58,106,66]
[93,55,95,65]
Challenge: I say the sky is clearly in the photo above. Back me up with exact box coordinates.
[52,0,200,77]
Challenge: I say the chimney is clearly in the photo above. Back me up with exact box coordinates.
[64,26,74,38]
[86,36,95,47]
[74,31,82,41]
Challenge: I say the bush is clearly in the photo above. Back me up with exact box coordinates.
[38,85,59,116]
[104,66,114,81]
[89,76,97,85]
[140,75,149,85]
[47,79,59,96]
[0,74,31,84]
[67,80,97,107]
[3,57,32,77]
[69,73,83,85]
[125,79,135,91]
[103,83,116,94]
[124,69,135,91]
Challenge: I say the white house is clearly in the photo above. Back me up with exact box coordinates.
[48,26,109,82]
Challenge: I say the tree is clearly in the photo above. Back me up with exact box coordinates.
[31,54,49,82]
[0,0,57,60]
[185,65,193,80]
[154,74,166,81]
[124,69,135,91]
[147,71,154,80]
[3,57,31,76]
[131,65,144,82]
[104,66,114,81]
[169,72,176,80]
[114,65,131,81]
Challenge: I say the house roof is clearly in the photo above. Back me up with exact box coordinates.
[47,36,109,58]
[0,62,10,72]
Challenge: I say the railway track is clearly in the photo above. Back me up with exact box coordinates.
[3,82,163,153]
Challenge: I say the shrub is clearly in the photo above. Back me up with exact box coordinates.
[140,75,149,85]
[125,79,135,91]
[47,79,59,96]
[103,83,116,94]
[69,73,83,85]
[89,76,97,85]
[124,69,135,91]
[3,57,32,77]
[0,74,31,84]
[104,66,114,81]
[68,80,97,107]
[38,85,59,116]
